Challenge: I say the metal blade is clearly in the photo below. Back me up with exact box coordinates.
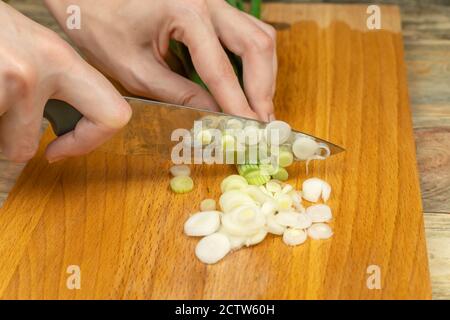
[97,96,345,158]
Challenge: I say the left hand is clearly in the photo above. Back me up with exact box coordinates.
[45,0,278,121]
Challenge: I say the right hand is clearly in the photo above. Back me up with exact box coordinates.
[0,2,131,163]
[45,0,278,121]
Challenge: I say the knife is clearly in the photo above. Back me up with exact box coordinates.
[43,97,344,157]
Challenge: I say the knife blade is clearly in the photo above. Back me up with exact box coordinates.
[43,96,344,157]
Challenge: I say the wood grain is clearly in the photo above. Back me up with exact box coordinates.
[415,128,450,213]
[0,4,432,299]
[424,213,450,300]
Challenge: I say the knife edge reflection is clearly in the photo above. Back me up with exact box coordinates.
[94,96,345,159]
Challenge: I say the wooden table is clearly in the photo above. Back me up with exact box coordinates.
[1,0,449,299]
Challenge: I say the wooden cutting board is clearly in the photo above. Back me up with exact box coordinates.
[0,4,431,299]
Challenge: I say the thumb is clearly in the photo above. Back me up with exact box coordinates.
[45,62,131,162]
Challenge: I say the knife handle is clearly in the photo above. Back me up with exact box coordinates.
[44,99,82,137]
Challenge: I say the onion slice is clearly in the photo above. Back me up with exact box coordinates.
[307,223,333,239]
[275,212,312,229]
[218,227,245,250]
[266,181,282,194]
[184,211,221,237]
[220,175,248,193]
[283,229,307,246]
[292,137,319,160]
[195,233,231,264]
[200,199,217,211]
[302,178,332,203]
[219,190,255,213]
[221,205,265,237]
[244,185,273,205]
[267,213,286,235]
[245,229,268,246]
[170,165,191,177]
[306,204,332,223]
[274,192,293,210]
[261,201,278,216]
[264,121,291,145]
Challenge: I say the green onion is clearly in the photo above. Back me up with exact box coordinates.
[278,148,294,167]
[170,176,194,194]
[237,164,260,176]
[272,167,289,181]
[250,0,262,19]
[169,40,207,90]
[243,170,271,186]
[236,0,244,10]
[220,175,248,193]
[258,164,279,175]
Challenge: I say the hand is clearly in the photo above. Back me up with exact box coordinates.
[0,2,131,163]
[45,0,277,121]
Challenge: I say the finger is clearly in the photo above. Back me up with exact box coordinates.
[174,13,258,119]
[45,62,131,162]
[0,96,43,163]
[0,65,24,116]
[211,8,277,121]
[244,13,278,95]
[119,57,220,112]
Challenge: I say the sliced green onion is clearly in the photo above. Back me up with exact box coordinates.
[243,185,273,205]
[258,164,279,175]
[220,175,248,193]
[226,118,244,130]
[170,176,194,194]
[274,192,293,210]
[169,40,207,90]
[200,115,221,129]
[200,199,217,211]
[222,134,236,151]
[292,137,319,160]
[265,181,282,193]
[244,146,260,164]
[278,149,294,167]
[196,129,213,145]
[265,120,291,145]
[272,167,289,181]
[244,170,271,186]
[219,190,255,213]
[170,165,191,177]
[237,164,259,176]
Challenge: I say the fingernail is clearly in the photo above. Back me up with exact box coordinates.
[268,113,276,122]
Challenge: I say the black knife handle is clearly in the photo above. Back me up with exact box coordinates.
[44,99,82,136]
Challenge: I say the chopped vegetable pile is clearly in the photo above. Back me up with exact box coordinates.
[169,118,336,265]
[182,174,333,265]
[183,115,331,169]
